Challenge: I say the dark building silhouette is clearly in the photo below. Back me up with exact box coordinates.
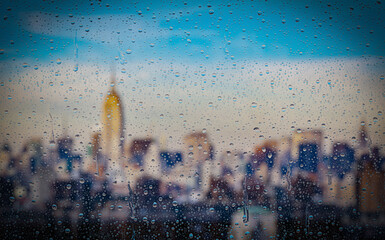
[57,136,81,172]
[298,143,319,173]
[160,151,183,170]
[330,142,355,178]
[129,138,153,166]
[357,147,385,214]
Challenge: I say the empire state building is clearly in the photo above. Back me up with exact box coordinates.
[100,75,125,181]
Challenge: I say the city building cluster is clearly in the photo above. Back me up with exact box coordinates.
[0,80,384,237]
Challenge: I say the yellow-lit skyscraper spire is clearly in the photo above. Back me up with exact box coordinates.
[100,70,124,180]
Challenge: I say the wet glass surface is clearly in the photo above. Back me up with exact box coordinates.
[0,0,385,239]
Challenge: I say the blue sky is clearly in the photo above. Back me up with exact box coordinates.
[1,0,384,64]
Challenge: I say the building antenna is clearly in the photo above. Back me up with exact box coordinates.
[74,30,78,59]
[62,115,69,136]
[242,174,249,223]
[49,113,55,145]
[74,30,79,72]
[110,62,116,88]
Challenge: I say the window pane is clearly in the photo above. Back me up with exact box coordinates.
[0,0,384,239]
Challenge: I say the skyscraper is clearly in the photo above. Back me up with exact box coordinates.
[100,75,125,182]
[291,130,323,173]
[183,132,214,196]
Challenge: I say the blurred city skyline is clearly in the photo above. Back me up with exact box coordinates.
[0,57,384,155]
[1,1,385,239]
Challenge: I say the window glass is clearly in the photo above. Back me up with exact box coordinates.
[0,0,384,239]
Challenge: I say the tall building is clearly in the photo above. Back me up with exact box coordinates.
[160,151,183,171]
[100,76,125,183]
[129,138,152,166]
[142,140,162,179]
[219,151,246,193]
[357,147,385,215]
[183,132,214,197]
[358,122,369,149]
[57,136,75,172]
[84,132,106,179]
[330,142,355,178]
[127,138,162,180]
[292,130,323,173]
[248,140,278,186]
[124,138,155,189]
[183,132,213,166]
[18,138,43,175]
[356,121,370,160]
